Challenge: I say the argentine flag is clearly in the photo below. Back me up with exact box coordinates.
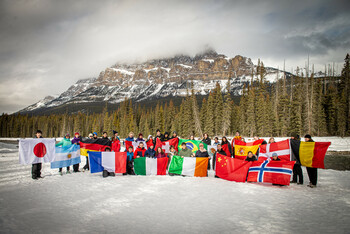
[51,145,81,168]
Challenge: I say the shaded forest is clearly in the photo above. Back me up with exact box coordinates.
[1,54,349,138]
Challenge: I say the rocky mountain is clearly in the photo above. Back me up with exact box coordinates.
[19,50,288,114]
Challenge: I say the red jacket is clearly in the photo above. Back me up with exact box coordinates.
[134,147,146,159]
[111,139,121,152]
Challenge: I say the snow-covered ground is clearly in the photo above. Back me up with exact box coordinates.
[0,141,350,233]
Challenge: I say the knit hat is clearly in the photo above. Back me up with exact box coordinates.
[93,132,97,135]
[139,133,143,137]
[148,135,152,139]
[156,129,161,133]
[88,133,93,137]
[65,133,70,137]
[36,130,42,134]
[113,130,118,135]
[74,132,79,136]
[291,132,298,138]
[272,153,278,157]
[173,131,177,134]
[304,134,312,139]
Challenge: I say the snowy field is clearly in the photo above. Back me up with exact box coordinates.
[0,141,350,233]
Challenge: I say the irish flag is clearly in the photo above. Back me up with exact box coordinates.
[134,157,168,175]
[177,139,207,152]
[168,155,208,177]
[234,145,260,160]
[290,140,331,169]
[88,151,127,173]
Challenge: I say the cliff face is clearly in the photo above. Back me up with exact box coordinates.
[19,50,285,114]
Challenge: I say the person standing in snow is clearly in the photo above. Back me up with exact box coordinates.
[213,137,220,145]
[290,133,303,185]
[93,132,98,139]
[195,143,210,174]
[305,134,318,188]
[212,144,227,170]
[56,133,72,175]
[153,129,163,147]
[171,131,179,140]
[32,130,43,180]
[111,131,121,152]
[113,130,120,141]
[221,136,233,156]
[135,133,145,142]
[102,147,115,177]
[268,137,276,144]
[126,146,135,175]
[201,133,211,146]
[190,135,195,140]
[71,132,82,173]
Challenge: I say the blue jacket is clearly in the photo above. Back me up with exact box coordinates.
[127,152,134,162]
[125,137,134,141]
[144,147,156,158]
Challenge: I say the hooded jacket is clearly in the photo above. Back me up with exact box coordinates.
[145,147,156,158]
[134,146,146,159]
[56,138,72,147]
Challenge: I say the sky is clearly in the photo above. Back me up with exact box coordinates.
[0,0,349,114]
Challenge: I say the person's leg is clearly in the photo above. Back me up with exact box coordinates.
[296,165,303,184]
[37,163,42,178]
[73,163,80,172]
[103,170,109,177]
[32,164,37,179]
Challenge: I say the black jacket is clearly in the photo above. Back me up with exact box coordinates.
[245,155,257,161]
[195,150,209,157]
[201,137,211,146]
[154,135,163,145]
[221,141,233,156]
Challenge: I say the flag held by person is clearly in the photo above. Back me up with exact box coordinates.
[88,151,127,173]
[290,140,331,169]
[51,144,81,169]
[258,139,291,161]
[178,139,207,152]
[80,138,111,156]
[233,139,264,146]
[234,145,259,160]
[134,157,168,175]
[247,160,295,185]
[168,155,208,177]
[215,154,252,182]
[155,138,179,153]
[19,138,56,164]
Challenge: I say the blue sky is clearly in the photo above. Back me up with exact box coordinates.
[0,0,349,113]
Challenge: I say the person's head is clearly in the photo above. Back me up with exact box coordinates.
[304,134,312,142]
[291,132,298,140]
[149,144,154,149]
[170,145,175,152]
[190,135,194,140]
[222,136,228,143]
[247,151,254,158]
[88,133,93,139]
[272,152,278,160]
[65,133,70,139]
[214,137,219,142]
[157,147,163,154]
[129,132,134,138]
[164,132,169,138]
[204,133,208,139]
[148,135,153,140]
[139,142,144,148]
[156,129,161,136]
[217,144,222,150]
[138,133,143,139]
[93,132,98,138]
[254,136,259,141]
[241,138,245,142]
[103,132,108,138]
[199,143,204,150]
[172,131,177,137]
[105,147,111,152]
[269,137,275,144]
[113,130,118,136]
[235,131,240,136]
[128,146,133,152]
[35,130,42,138]
[74,132,80,138]
[181,142,187,150]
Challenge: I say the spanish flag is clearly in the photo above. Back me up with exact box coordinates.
[80,139,111,156]
[234,145,259,160]
[290,140,331,169]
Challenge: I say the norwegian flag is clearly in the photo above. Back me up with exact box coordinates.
[258,139,291,161]
[247,160,296,185]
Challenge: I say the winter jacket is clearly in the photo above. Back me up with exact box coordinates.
[272,157,281,161]
[201,138,211,146]
[134,147,146,159]
[167,150,178,157]
[215,149,227,156]
[145,147,156,158]
[111,139,121,152]
[213,141,220,146]
[161,132,170,142]
[221,141,233,156]
[135,137,145,142]
[155,153,167,158]
[195,149,209,158]
[245,155,257,161]
[234,136,242,141]
[56,138,72,147]
[125,137,134,141]
[178,148,193,157]
[71,136,82,145]
[153,135,163,145]
[126,152,134,162]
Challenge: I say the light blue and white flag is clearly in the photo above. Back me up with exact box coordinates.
[51,144,81,168]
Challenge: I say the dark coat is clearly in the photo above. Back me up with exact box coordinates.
[145,148,156,158]
[201,137,211,146]
[195,150,209,158]
[245,155,257,161]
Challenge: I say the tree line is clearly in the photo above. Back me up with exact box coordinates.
[1,54,349,138]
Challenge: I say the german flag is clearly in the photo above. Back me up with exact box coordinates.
[290,140,331,169]
[80,138,111,156]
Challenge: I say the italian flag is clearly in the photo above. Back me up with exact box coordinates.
[134,157,168,175]
[168,155,208,177]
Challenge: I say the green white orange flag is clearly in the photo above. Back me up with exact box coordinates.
[168,155,208,177]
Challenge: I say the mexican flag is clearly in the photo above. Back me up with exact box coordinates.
[168,155,208,177]
[177,139,207,152]
[134,157,168,175]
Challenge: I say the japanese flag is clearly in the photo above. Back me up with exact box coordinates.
[19,138,56,164]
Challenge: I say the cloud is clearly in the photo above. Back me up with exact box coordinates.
[0,0,349,113]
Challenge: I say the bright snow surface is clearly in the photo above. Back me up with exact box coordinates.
[0,141,349,233]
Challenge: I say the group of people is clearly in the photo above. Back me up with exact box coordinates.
[33,129,319,188]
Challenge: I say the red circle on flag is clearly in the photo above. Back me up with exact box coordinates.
[33,143,47,158]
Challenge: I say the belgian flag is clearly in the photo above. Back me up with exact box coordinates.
[290,139,331,169]
[80,138,111,156]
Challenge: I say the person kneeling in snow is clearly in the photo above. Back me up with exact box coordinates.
[125,146,135,175]
[245,151,257,162]
[102,147,115,178]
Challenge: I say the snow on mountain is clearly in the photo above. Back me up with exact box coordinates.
[18,51,291,113]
